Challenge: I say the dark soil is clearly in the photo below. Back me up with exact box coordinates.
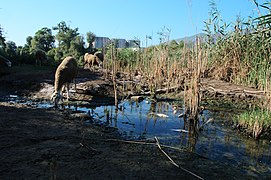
[0,66,262,179]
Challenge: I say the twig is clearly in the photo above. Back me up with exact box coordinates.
[80,142,97,151]
[154,137,204,180]
[199,118,214,130]
[104,138,208,159]
[154,137,179,167]
[105,138,156,145]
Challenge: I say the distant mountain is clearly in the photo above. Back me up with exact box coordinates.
[174,33,207,44]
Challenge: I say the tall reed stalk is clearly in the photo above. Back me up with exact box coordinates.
[184,37,208,120]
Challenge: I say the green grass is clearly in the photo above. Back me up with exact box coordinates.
[235,108,271,129]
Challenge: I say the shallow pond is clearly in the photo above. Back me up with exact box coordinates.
[2,95,271,178]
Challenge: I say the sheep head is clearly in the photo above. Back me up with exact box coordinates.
[51,91,62,107]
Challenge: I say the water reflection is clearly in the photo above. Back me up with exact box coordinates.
[84,99,271,176]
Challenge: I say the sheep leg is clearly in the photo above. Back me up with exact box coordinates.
[66,83,70,100]
[73,79,77,92]
[61,84,69,100]
[88,61,91,70]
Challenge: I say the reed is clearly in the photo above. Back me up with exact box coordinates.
[235,108,271,139]
[206,0,271,138]
[102,0,271,140]
[204,0,271,91]
[183,37,208,120]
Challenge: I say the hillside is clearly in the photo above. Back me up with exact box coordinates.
[174,33,207,44]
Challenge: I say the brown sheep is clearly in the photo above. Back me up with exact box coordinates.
[51,56,78,107]
[84,53,102,70]
[94,51,104,63]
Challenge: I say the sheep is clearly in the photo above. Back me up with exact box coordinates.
[83,52,103,70]
[94,51,104,63]
[51,56,78,107]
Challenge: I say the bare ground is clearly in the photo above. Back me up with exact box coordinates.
[0,66,262,179]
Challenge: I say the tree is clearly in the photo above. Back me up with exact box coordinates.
[5,41,17,56]
[31,27,55,52]
[26,36,32,47]
[53,21,79,53]
[0,25,6,50]
[69,35,85,64]
[86,31,96,52]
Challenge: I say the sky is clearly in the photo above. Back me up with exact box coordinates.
[0,0,266,47]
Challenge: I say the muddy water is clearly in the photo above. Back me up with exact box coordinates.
[3,95,271,177]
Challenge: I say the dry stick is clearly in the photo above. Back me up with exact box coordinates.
[199,118,214,130]
[154,137,179,168]
[104,138,208,159]
[80,142,97,151]
[154,137,204,180]
[111,45,118,107]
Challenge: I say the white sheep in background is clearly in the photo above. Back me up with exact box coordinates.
[51,56,78,107]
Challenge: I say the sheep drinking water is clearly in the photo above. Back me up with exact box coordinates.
[51,56,78,107]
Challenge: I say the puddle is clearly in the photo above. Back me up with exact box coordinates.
[2,95,271,177]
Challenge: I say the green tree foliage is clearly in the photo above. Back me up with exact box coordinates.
[47,48,63,64]
[5,41,17,57]
[51,21,86,63]
[86,31,96,52]
[69,35,85,65]
[1,20,97,66]
[26,36,32,47]
[0,25,6,49]
[31,27,55,52]
[53,21,79,54]
[4,41,17,64]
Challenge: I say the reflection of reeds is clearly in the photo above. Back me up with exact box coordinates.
[104,36,207,124]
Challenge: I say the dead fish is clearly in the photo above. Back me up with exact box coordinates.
[178,113,185,118]
[172,129,189,133]
[156,113,169,118]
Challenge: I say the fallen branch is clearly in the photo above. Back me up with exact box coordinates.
[154,137,179,168]
[154,137,204,180]
[203,86,266,98]
[128,84,184,97]
[155,85,184,94]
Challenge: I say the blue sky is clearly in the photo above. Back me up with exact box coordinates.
[0,0,265,47]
